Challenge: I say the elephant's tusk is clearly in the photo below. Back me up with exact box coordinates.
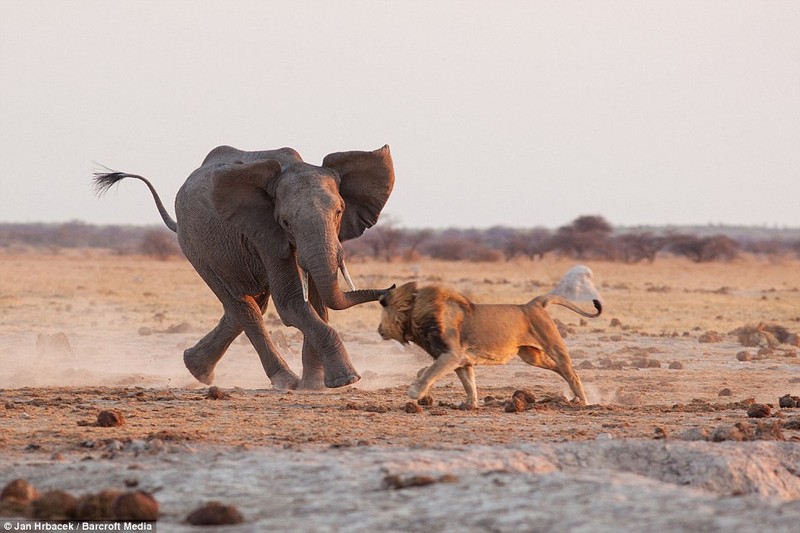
[340,260,357,291]
[301,270,309,302]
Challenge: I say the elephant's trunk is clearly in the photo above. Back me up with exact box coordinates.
[300,250,388,310]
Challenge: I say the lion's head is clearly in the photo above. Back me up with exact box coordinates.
[377,281,417,343]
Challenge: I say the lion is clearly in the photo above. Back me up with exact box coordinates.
[377,282,602,408]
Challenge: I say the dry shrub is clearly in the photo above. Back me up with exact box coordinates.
[666,234,739,262]
[140,229,181,260]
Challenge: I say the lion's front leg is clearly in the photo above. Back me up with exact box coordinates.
[454,364,478,410]
[409,352,466,400]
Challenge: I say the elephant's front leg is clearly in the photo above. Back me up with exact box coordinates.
[266,257,360,389]
[296,278,327,389]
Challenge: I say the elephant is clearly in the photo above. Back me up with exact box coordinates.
[94,144,395,390]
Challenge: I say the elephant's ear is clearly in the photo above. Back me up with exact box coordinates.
[323,145,395,241]
[210,160,291,258]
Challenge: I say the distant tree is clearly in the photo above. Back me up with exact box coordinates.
[613,233,665,263]
[503,228,553,260]
[360,216,403,261]
[552,215,615,259]
[400,228,433,261]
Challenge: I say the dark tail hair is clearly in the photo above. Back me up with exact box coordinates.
[93,169,178,232]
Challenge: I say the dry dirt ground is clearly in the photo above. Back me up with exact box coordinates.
[2,250,800,531]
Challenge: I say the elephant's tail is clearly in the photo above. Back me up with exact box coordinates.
[93,169,178,233]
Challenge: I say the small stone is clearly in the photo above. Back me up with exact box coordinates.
[710,425,745,442]
[112,491,159,521]
[779,394,800,408]
[653,426,668,439]
[186,502,244,526]
[96,410,124,427]
[75,490,121,521]
[206,386,227,400]
[668,361,684,370]
[736,351,753,362]
[747,403,771,418]
[417,395,433,406]
[404,402,423,414]
[31,490,78,520]
[137,327,152,336]
[681,427,709,441]
[718,388,733,397]
[1,479,38,502]
[504,396,528,413]
[699,331,723,343]
[511,389,536,406]
[382,474,455,490]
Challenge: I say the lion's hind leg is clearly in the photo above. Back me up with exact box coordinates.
[518,346,588,405]
[454,364,478,410]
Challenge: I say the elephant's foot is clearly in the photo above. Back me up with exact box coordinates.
[297,368,326,390]
[269,368,300,391]
[325,371,360,388]
[183,348,216,385]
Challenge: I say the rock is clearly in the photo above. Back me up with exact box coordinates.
[504,396,528,413]
[512,389,536,406]
[483,396,505,407]
[718,388,733,397]
[417,395,433,406]
[668,361,684,370]
[96,410,124,427]
[736,351,753,362]
[1,479,38,502]
[779,394,800,408]
[747,404,771,418]
[681,427,709,441]
[31,490,78,520]
[75,490,121,521]
[112,491,159,521]
[383,473,458,490]
[699,331,723,343]
[138,327,152,336]
[577,360,596,370]
[710,425,746,442]
[186,502,244,526]
[653,426,668,439]
[610,318,622,327]
[404,402,423,414]
[206,386,228,400]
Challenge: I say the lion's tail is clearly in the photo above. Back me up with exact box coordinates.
[529,295,602,318]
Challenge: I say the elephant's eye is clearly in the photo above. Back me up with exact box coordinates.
[336,208,343,218]
[281,219,291,230]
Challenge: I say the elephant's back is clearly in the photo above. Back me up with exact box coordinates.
[201,145,303,168]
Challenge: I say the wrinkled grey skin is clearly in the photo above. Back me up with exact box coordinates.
[94,145,395,390]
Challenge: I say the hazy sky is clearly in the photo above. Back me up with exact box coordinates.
[1,0,798,229]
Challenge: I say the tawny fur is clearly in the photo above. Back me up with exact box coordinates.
[378,282,601,408]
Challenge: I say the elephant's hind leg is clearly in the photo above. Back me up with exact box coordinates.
[184,293,271,385]
[225,294,299,390]
[183,313,242,385]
